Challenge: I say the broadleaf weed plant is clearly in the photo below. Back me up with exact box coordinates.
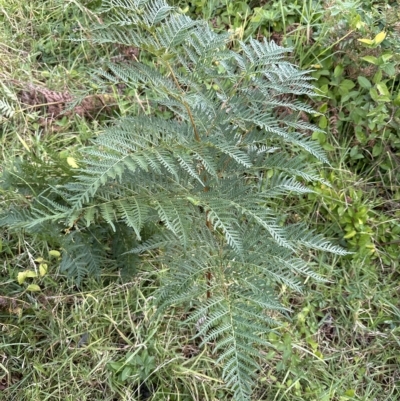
[0,0,349,399]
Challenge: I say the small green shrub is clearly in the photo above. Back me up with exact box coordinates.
[0,0,347,399]
[303,2,400,185]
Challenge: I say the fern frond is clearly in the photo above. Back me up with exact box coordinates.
[0,98,16,118]
[191,276,284,401]
[153,198,192,247]
[158,13,197,48]
[91,24,142,47]
[60,231,105,284]
[288,224,350,255]
[116,198,149,240]
[261,173,314,198]
[143,0,173,26]
[129,231,178,254]
[239,38,291,66]
[208,139,253,168]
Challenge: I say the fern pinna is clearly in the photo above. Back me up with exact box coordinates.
[0,0,347,399]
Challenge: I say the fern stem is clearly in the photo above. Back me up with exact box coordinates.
[165,63,201,142]
[184,102,201,142]
[206,270,212,299]
[167,59,212,301]
[165,47,216,295]
[205,207,213,299]
[204,181,213,298]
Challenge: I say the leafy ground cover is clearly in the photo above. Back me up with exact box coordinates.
[1,0,399,400]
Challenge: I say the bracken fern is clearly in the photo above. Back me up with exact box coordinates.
[0,0,348,399]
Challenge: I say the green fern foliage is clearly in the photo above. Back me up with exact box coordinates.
[0,0,348,399]
[0,98,15,118]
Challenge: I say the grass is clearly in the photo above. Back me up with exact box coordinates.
[1,0,399,400]
[2,266,225,400]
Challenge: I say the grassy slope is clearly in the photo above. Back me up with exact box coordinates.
[1,0,399,400]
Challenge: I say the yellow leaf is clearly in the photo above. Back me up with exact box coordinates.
[26,284,41,292]
[59,150,68,159]
[49,250,61,257]
[15,132,30,152]
[344,230,357,239]
[9,307,22,316]
[314,350,324,359]
[17,270,37,284]
[17,272,26,285]
[67,157,79,168]
[35,257,44,262]
[374,31,386,45]
[357,38,374,45]
[186,196,200,206]
[355,21,365,29]
[39,263,48,277]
